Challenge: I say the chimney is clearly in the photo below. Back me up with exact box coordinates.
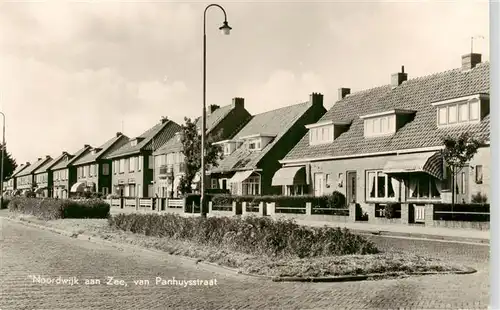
[84,144,90,148]
[309,92,324,107]
[207,105,220,115]
[461,53,482,70]
[46,155,50,159]
[116,132,122,137]
[232,97,245,109]
[391,65,408,88]
[37,157,42,161]
[160,117,169,124]
[26,162,30,165]
[338,88,351,100]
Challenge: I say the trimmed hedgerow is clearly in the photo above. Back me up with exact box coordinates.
[109,213,379,258]
[8,197,110,220]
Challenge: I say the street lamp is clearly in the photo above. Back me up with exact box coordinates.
[0,112,5,209]
[201,4,232,218]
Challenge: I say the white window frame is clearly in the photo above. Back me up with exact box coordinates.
[138,156,143,171]
[408,173,442,200]
[364,115,396,138]
[310,125,334,145]
[148,155,154,169]
[366,170,398,201]
[436,98,482,127]
[129,157,135,172]
[119,159,125,173]
[241,175,260,195]
[211,178,218,189]
[475,165,483,184]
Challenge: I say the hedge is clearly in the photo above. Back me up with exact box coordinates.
[1,197,10,209]
[8,197,110,220]
[109,213,379,258]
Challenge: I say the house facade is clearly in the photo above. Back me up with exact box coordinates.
[5,162,31,195]
[51,148,90,199]
[71,132,129,197]
[153,98,252,198]
[278,53,490,218]
[209,93,326,196]
[33,158,55,197]
[105,118,181,198]
[15,156,52,194]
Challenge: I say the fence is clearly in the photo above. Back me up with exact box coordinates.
[430,203,489,230]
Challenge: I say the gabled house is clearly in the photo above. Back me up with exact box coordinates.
[51,147,90,198]
[5,162,31,195]
[71,132,129,197]
[279,53,490,214]
[209,93,326,196]
[152,98,252,198]
[105,118,181,198]
[33,157,56,197]
[15,156,52,194]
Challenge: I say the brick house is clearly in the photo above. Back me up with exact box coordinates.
[278,53,490,219]
[105,118,181,198]
[71,132,129,197]
[152,98,252,198]
[209,93,326,196]
[5,162,31,195]
[52,147,90,199]
[33,157,56,197]
[15,156,52,195]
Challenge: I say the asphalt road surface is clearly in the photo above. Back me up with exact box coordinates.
[0,218,489,309]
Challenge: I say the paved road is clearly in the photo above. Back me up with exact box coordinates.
[0,219,489,309]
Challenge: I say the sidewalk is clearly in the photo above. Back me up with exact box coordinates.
[293,219,489,244]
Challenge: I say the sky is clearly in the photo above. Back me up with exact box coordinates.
[0,0,490,165]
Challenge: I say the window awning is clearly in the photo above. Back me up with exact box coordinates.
[34,187,45,194]
[382,151,443,180]
[228,170,254,184]
[271,166,306,186]
[70,182,86,193]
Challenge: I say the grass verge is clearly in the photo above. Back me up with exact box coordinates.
[3,211,471,279]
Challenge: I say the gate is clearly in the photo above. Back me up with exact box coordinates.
[414,204,426,223]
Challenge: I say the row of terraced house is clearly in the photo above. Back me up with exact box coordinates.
[4,52,491,218]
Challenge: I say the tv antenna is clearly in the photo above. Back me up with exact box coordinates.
[471,35,485,54]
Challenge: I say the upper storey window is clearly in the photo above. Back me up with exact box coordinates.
[361,109,415,138]
[306,120,350,145]
[433,94,488,127]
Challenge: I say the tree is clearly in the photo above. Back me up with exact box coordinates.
[177,117,223,195]
[1,143,17,182]
[442,132,482,205]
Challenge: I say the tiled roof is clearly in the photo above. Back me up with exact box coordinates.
[284,62,490,161]
[105,120,181,159]
[154,103,238,156]
[17,157,52,176]
[11,164,31,177]
[67,145,93,166]
[72,134,129,166]
[47,152,72,171]
[211,101,314,172]
[34,158,55,174]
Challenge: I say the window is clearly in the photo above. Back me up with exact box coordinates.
[438,107,447,125]
[211,178,218,189]
[129,157,135,172]
[248,139,261,150]
[113,161,116,174]
[224,143,232,155]
[102,187,109,196]
[103,163,109,175]
[325,174,331,187]
[469,99,479,120]
[137,184,142,198]
[138,156,143,171]
[148,155,154,169]
[366,170,397,200]
[286,185,307,196]
[448,105,457,123]
[129,184,136,197]
[242,176,260,195]
[458,103,468,122]
[408,173,441,199]
[90,164,95,176]
[147,184,153,197]
[119,159,125,173]
[475,165,483,184]
[310,126,334,145]
[364,115,396,137]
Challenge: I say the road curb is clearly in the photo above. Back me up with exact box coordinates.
[353,229,489,244]
[0,215,477,283]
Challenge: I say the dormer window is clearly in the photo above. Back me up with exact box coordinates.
[223,143,232,155]
[361,109,414,138]
[433,94,487,127]
[131,140,138,146]
[306,120,350,145]
[248,139,261,151]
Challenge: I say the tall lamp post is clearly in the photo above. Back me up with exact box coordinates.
[201,4,232,217]
[0,112,5,209]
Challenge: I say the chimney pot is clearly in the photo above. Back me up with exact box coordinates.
[391,66,408,88]
[207,105,220,115]
[26,162,29,165]
[116,132,122,137]
[461,53,482,70]
[232,97,245,109]
[84,144,90,148]
[37,157,42,161]
[309,92,324,106]
[338,88,351,100]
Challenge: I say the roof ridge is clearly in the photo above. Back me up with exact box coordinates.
[252,100,310,117]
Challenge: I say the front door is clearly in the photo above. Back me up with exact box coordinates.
[455,166,470,203]
[314,173,324,197]
[346,171,357,204]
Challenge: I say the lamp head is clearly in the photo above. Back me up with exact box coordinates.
[219,21,232,35]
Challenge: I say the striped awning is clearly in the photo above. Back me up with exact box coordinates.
[271,166,306,186]
[70,182,86,193]
[382,151,443,180]
[228,170,254,184]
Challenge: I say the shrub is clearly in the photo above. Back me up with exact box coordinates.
[471,192,488,204]
[8,197,110,220]
[384,203,401,219]
[1,197,10,209]
[325,191,346,209]
[211,195,233,207]
[109,213,379,258]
